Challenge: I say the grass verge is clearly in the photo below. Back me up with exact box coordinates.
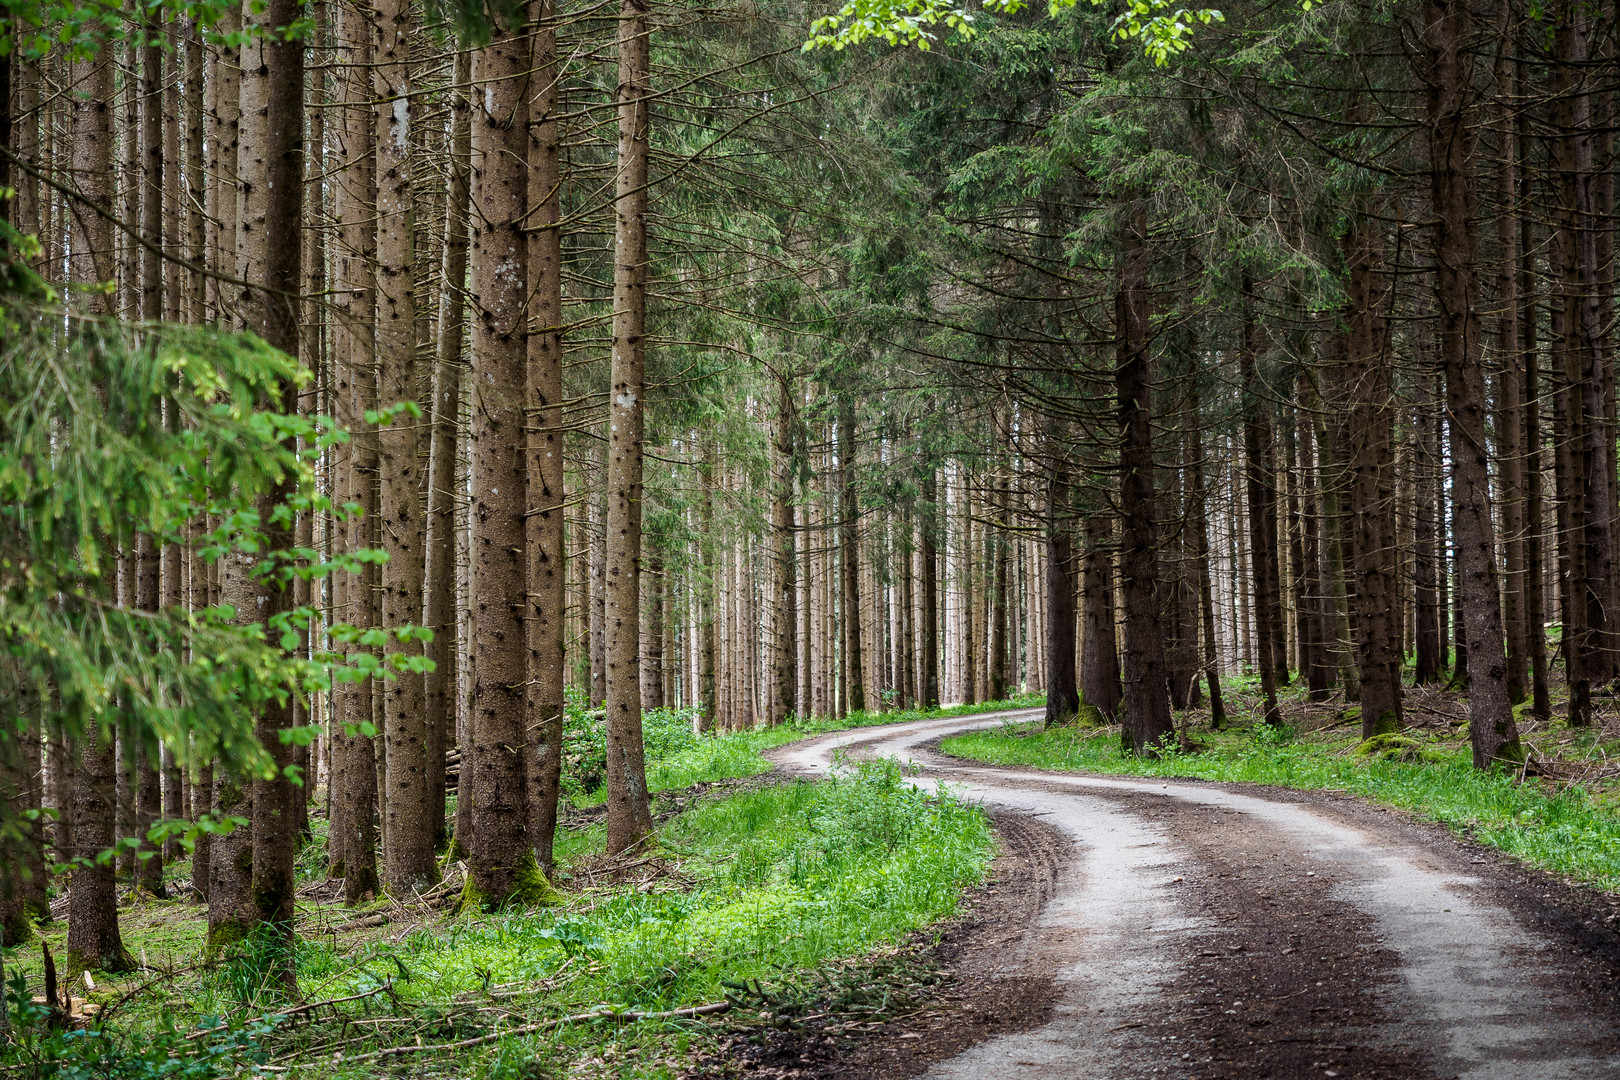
[3,716,1007,1080]
[943,716,1620,892]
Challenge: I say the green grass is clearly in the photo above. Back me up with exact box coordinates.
[237,758,988,1078]
[390,761,991,1008]
[943,718,1620,892]
[4,703,1018,1080]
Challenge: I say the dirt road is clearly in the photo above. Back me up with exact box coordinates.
[770,710,1620,1080]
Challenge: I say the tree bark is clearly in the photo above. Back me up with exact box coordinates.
[699,440,718,730]
[372,0,433,896]
[185,21,207,322]
[899,502,916,708]
[603,0,655,853]
[67,730,132,973]
[237,0,305,986]
[1115,205,1174,754]
[1187,426,1228,726]
[1079,514,1122,721]
[988,466,1010,701]
[838,403,866,712]
[425,48,471,853]
[1414,373,1443,684]
[772,378,798,723]
[465,12,535,905]
[1495,36,1528,705]
[1240,277,1282,725]
[589,444,607,708]
[1425,0,1523,765]
[68,50,116,307]
[205,4,240,321]
[140,30,163,323]
[525,4,567,872]
[1566,2,1617,692]
[1295,395,1334,698]
[920,466,940,709]
[1337,216,1402,738]
[1520,124,1552,721]
[1043,418,1079,726]
[962,472,978,705]
[133,541,165,896]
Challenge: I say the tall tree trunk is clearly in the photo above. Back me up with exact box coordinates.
[237,0,305,986]
[372,0,433,895]
[205,5,241,321]
[1188,426,1228,726]
[140,30,163,324]
[1315,405,1358,697]
[699,441,718,729]
[1240,277,1282,725]
[67,730,132,972]
[1115,206,1174,754]
[1520,124,1552,721]
[838,403,866,712]
[603,0,655,853]
[1566,2,1617,692]
[465,10,535,905]
[962,473,978,705]
[1284,405,1313,689]
[1496,38,1528,705]
[161,26,182,323]
[1338,216,1401,737]
[525,6,566,872]
[644,556,665,709]
[67,47,117,307]
[185,21,207,322]
[772,379,798,723]
[0,689,43,944]
[1425,0,1523,765]
[988,466,1010,701]
[899,503,916,708]
[862,524,884,713]
[920,466,940,708]
[1043,420,1079,726]
[133,539,165,896]
[425,48,471,853]
[1413,374,1443,684]
[1550,0,1586,718]
[1296,395,1334,698]
[328,0,378,902]
[1079,514,1122,721]
[589,444,607,708]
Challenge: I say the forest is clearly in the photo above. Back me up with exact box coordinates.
[2,0,1620,1073]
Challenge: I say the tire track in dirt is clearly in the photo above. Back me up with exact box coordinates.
[760,711,1620,1079]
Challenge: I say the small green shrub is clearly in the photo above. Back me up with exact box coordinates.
[5,972,274,1080]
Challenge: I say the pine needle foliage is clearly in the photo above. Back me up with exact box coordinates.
[0,230,394,866]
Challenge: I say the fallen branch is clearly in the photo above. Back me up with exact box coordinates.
[341,1001,732,1062]
[186,982,392,1040]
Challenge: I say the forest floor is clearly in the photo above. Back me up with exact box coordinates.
[722,697,1620,1080]
[0,696,1037,1080]
[18,686,1620,1079]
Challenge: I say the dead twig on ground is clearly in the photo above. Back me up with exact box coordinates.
[338,1002,732,1063]
[186,982,393,1040]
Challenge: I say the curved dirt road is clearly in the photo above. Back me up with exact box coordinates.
[771,710,1620,1080]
